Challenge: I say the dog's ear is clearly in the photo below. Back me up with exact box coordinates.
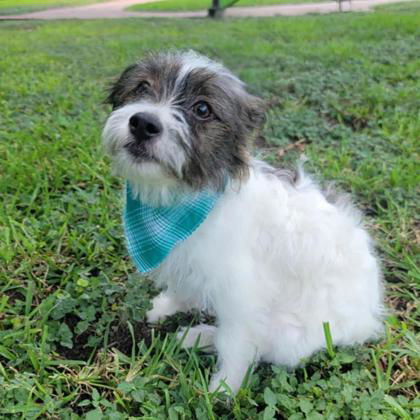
[240,92,267,133]
[105,63,137,109]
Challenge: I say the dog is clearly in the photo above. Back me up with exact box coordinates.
[102,50,384,393]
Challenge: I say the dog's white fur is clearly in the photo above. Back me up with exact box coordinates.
[103,101,190,204]
[102,51,384,394]
[145,165,384,392]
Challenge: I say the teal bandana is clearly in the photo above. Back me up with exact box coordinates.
[124,183,220,273]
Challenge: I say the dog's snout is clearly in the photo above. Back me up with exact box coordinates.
[129,112,162,142]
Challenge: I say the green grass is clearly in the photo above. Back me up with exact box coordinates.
[0,0,107,16]
[129,0,323,13]
[375,0,420,12]
[1,6,419,419]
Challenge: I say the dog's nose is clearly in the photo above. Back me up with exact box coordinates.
[129,112,162,142]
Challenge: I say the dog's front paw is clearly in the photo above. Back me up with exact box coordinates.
[177,324,216,350]
[209,370,241,394]
[146,293,183,324]
[146,307,166,324]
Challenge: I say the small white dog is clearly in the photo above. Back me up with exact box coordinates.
[102,51,384,393]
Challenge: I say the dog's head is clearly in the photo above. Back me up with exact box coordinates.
[102,51,265,197]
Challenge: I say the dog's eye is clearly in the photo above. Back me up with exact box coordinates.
[135,81,150,95]
[193,101,212,120]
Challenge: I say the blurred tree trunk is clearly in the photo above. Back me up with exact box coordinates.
[208,0,240,18]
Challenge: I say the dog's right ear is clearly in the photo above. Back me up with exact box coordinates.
[105,64,137,109]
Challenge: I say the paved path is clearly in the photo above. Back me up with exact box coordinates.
[0,0,157,19]
[0,0,414,20]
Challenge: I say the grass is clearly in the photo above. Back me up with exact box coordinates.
[375,0,420,11]
[0,0,108,16]
[129,0,324,13]
[0,4,419,419]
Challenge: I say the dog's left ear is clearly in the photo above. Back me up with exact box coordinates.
[105,63,137,109]
[240,92,267,133]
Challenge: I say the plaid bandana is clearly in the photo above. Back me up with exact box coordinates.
[124,183,220,273]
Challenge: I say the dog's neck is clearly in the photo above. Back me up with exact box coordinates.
[125,165,249,207]
[127,180,195,207]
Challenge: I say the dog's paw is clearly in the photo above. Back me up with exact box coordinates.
[146,293,179,324]
[209,368,245,395]
[146,307,165,324]
[177,324,216,350]
[209,371,235,394]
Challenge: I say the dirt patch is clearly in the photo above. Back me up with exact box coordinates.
[56,311,208,361]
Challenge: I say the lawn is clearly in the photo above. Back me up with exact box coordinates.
[129,0,324,12]
[0,0,107,15]
[0,4,419,419]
